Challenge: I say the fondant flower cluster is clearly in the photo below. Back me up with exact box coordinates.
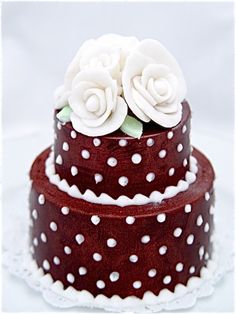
[55,34,187,136]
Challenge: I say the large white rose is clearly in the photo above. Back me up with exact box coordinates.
[122,39,187,127]
[64,34,139,93]
[69,69,128,136]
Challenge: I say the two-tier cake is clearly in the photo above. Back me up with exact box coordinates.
[29,34,215,305]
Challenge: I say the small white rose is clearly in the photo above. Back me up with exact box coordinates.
[122,39,187,127]
[69,68,128,136]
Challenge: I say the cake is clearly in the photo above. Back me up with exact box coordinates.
[29,34,215,305]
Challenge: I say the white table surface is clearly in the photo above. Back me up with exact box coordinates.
[2,126,234,312]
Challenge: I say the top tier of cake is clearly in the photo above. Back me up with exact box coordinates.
[51,34,191,203]
[53,100,191,199]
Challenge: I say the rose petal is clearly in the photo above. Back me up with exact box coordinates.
[69,85,98,120]
[132,76,156,106]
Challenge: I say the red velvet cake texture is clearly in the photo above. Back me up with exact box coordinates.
[29,138,215,299]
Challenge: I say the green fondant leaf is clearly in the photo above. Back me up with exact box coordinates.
[56,105,72,123]
[120,115,143,139]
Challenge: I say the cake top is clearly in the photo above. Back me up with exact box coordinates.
[54,34,187,137]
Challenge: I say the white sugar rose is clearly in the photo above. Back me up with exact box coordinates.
[69,69,128,136]
[64,34,139,94]
[122,39,187,127]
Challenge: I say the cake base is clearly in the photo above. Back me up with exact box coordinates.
[29,147,215,299]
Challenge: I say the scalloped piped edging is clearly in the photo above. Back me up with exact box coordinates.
[45,149,198,207]
[28,255,217,311]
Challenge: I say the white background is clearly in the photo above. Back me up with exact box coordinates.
[2,1,234,312]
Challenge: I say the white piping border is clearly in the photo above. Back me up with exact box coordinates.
[45,150,198,207]
[29,256,217,310]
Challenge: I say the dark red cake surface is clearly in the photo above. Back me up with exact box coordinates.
[54,101,191,199]
[29,147,215,299]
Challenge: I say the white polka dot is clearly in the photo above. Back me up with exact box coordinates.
[91,215,100,225]
[57,122,62,130]
[126,216,135,225]
[177,143,183,152]
[109,271,120,282]
[93,253,102,261]
[107,157,117,167]
[38,194,45,205]
[118,176,129,186]
[78,267,87,275]
[184,204,192,213]
[183,158,188,167]
[56,154,63,165]
[33,238,38,246]
[75,234,85,245]
[204,223,210,232]
[64,246,72,254]
[176,262,184,272]
[159,245,167,255]
[63,142,69,151]
[53,256,60,265]
[133,281,142,289]
[186,234,194,245]
[168,168,175,176]
[196,215,203,226]
[205,192,210,201]
[81,149,90,159]
[157,213,166,223]
[182,125,187,134]
[43,260,50,270]
[163,275,171,284]
[129,255,138,263]
[71,130,77,139]
[71,166,78,176]
[119,139,127,147]
[50,221,57,231]
[189,266,195,274]
[96,280,105,289]
[159,149,167,158]
[146,172,155,182]
[67,273,75,283]
[199,246,205,259]
[167,131,173,139]
[148,269,157,278]
[173,228,182,237]
[40,233,47,243]
[107,238,117,248]
[94,173,103,184]
[61,206,70,215]
[205,252,209,260]
[93,138,101,147]
[147,138,155,146]
[131,153,142,164]
[209,206,214,215]
[141,235,150,244]
[32,209,38,220]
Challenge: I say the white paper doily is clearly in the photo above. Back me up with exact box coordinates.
[2,183,234,312]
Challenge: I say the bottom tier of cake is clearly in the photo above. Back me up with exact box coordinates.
[29,147,215,299]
